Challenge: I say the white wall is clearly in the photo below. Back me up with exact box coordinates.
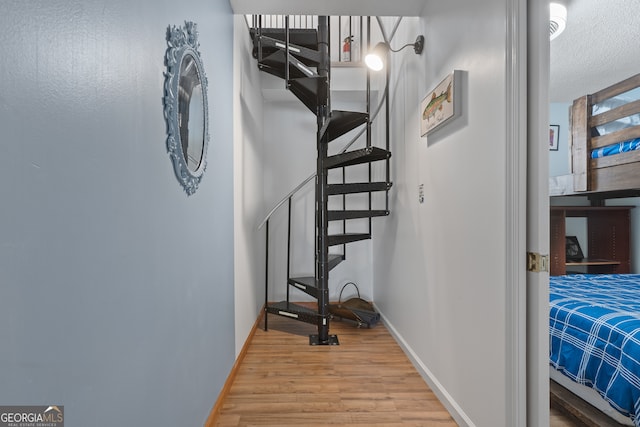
[233,15,267,355]
[372,4,510,425]
[0,2,235,426]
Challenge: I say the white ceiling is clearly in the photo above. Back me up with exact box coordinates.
[228,0,640,103]
[550,0,640,102]
[228,0,425,17]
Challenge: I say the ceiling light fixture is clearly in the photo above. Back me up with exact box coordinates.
[365,35,425,71]
[549,2,567,41]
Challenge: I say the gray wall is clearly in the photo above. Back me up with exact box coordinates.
[0,1,234,426]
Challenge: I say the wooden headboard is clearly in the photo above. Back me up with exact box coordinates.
[550,73,640,198]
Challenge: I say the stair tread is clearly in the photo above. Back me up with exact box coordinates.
[252,33,321,68]
[266,302,320,325]
[324,110,368,142]
[289,276,316,287]
[328,253,344,270]
[328,210,389,221]
[289,76,327,114]
[250,28,318,48]
[259,51,318,79]
[328,233,371,246]
[325,147,391,169]
[288,276,318,298]
[327,181,392,195]
[328,209,389,213]
[289,255,344,287]
[268,301,316,312]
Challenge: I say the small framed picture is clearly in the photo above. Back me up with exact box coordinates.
[421,70,462,136]
[549,125,560,151]
[565,236,584,261]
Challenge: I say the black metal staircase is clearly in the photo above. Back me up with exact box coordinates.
[252,16,392,345]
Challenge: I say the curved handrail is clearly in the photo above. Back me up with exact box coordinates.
[258,173,316,230]
[256,17,397,230]
[257,77,390,230]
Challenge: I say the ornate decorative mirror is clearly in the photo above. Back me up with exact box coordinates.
[163,21,209,195]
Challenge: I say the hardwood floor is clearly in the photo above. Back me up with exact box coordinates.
[211,308,606,427]
[214,311,458,426]
[551,401,591,427]
[549,379,628,427]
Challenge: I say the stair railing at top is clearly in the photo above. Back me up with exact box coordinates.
[251,15,318,30]
[249,15,366,64]
[255,16,400,327]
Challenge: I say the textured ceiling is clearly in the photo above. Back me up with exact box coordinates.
[550,0,640,102]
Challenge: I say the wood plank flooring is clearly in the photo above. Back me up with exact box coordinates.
[549,380,627,427]
[214,311,458,426]
[212,307,604,426]
[551,400,593,427]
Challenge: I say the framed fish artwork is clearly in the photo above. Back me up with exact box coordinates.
[421,70,462,136]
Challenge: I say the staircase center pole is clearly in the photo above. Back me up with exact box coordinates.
[315,15,332,344]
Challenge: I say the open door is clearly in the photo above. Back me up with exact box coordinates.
[527,0,550,425]
[505,0,548,424]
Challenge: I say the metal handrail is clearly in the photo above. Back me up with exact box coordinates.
[257,75,390,230]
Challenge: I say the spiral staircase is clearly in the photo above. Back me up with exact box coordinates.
[252,16,392,345]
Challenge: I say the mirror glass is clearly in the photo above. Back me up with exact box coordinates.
[178,53,205,172]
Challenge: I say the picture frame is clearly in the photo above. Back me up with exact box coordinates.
[421,70,462,136]
[549,124,560,151]
[565,236,584,261]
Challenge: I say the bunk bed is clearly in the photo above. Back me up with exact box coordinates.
[549,74,640,426]
[549,73,640,198]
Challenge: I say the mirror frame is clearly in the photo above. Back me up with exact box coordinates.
[163,21,209,195]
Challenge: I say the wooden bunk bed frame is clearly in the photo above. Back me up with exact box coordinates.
[550,73,640,199]
[549,74,640,426]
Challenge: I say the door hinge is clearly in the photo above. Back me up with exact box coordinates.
[527,252,549,273]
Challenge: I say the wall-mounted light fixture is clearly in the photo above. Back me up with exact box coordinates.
[364,35,425,71]
[549,2,567,41]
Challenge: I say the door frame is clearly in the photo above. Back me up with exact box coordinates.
[505,0,528,424]
[505,0,550,425]
[525,0,551,425]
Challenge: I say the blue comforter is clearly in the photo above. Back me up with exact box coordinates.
[591,138,640,159]
[550,274,640,425]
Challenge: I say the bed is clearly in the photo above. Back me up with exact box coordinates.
[550,274,640,426]
[549,73,640,198]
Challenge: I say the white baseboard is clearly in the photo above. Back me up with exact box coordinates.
[374,304,475,427]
